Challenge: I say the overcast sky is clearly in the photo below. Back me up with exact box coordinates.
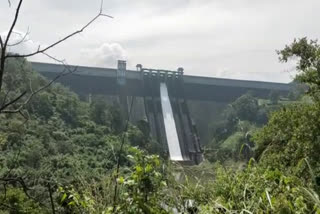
[1,0,319,83]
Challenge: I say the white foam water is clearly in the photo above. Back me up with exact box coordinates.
[159,82,183,161]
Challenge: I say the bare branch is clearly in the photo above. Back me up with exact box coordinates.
[113,97,135,209]
[18,109,30,123]
[100,0,104,13]
[41,52,79,74]
[101,14,113,18]
[7,29,30,47]
[4,0,24,50]
[0,0,111,113]
[0,0,23,93]
[48,183,56,214]
[0,177,32,199]
[28,78,33,93]
[8,0,11,7]
[7,0,113,59]
[0,91,27,112]
[0,36,3,49]
[1,89,11,108]
[42,52,67,66]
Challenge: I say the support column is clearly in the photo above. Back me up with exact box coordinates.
[174,98,190,161]
[183,99,203,164]
[117,60,128,120]
[151,96,162,145]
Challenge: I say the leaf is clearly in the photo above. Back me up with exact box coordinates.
[61,193,67,203]
[68,201,75,206]
[136,165,143,173]
[161,181,167,187]
[265,189,273,209]
[127,155,134,160]
[241,209,253,214]
[145,164,153,173]
[118,176,125,184]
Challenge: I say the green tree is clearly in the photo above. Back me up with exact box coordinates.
[254,103,320,175]
[277,37,320,100]
[230,94,259,122]
[252,38,320,186]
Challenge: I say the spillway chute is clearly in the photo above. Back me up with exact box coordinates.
[160,82,184,161]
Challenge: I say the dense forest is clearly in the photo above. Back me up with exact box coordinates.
[1,38,320,213]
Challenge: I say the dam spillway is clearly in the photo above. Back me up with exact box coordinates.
[160,82,184,161]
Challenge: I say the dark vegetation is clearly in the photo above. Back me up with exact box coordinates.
[0,58,164,213]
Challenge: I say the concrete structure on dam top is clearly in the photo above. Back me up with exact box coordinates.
[31,61,291,102]
[31,60,292,164]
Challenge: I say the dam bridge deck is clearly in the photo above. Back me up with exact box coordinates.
[31,61,291,102]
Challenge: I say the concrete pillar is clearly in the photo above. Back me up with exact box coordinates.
[117,60,128,120]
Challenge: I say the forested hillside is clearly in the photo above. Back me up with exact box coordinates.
[0,38,320,213]
[0,58,160,213]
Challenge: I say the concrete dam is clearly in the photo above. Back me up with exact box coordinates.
[31,60,291,164]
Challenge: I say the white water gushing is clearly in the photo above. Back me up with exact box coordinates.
[160,82,184,161]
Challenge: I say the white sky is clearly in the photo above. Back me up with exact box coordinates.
[1,0,319,83]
